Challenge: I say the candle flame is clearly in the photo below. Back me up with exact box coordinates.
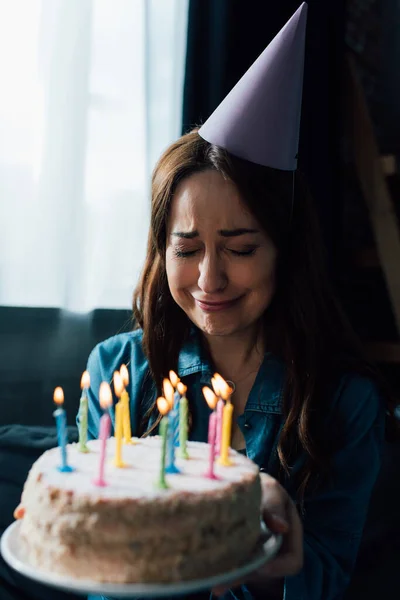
[211,376,220,396]
[99,382,113,410]
[113,371,124,398]
[202,386,218,410]
[157,396,170,416]
[169,370,180,388]
[80,370,90,390]
[213,373,232,400]
[53,387,64,406]
[120,364,129,387]
[177,381,187,395]
[162,378,174,409]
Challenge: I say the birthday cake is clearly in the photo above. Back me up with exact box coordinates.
[18,436,261,584]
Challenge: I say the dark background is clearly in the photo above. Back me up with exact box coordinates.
[0,2,399,599]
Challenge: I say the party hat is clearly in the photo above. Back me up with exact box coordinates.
[198,3,308,171]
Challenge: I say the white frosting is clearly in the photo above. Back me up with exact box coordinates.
[33,438,258,500]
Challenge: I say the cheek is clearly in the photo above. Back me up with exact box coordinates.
[166,256,196,295]
[231,255,276,291]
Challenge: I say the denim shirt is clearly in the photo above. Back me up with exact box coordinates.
[82,329,385,600]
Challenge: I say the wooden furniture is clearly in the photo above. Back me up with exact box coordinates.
[346,54,400,363]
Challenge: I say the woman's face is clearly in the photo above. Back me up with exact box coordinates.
[165,170,277,338]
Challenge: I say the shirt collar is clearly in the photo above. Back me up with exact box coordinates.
[177,328,286,409]
[177,328,213,383]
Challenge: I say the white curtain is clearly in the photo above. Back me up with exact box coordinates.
[0,0,188,311]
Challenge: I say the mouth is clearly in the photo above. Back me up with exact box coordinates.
[194,297,243,313]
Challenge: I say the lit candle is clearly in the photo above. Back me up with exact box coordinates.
[163,378,180,474]
[203,386,218,479]
[78,371,90,453]
[156,396,170,489]
[211,375,224,454]
[169,370,181,448]
[93,382,112,487]
[113,371,126,468]
[120,364,135,445]
[177,381,189,459]
[216,376,234,467]
[53,387,74,473]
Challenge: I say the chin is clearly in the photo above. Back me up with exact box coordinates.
[200,324,237,337]
[192,313,244,337]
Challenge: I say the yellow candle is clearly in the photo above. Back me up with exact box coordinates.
[218,400,233,466]
[120,364,136,445]
[114,401,125,467]
[120,389,133,444]
[215,374,234,466]
[113,372,126,467]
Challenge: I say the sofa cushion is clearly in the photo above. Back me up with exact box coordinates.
[0,425,80,600]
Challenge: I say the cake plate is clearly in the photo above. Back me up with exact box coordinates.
[1,521,282,598]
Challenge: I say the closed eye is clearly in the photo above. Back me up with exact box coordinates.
[173,249,198,258]
[229,247,258,257]
[173,247,259,258]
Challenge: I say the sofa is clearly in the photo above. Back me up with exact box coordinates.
[0,308,399,599]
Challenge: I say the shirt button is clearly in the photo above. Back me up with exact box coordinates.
[244,422,252,429]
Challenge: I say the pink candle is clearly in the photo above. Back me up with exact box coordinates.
[202,386,218,480]
[93,382,113,487]
[205,410,218,479]
[215,398,224,454]
[93,413,111,487]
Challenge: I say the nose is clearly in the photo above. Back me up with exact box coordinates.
[197,251,228,294]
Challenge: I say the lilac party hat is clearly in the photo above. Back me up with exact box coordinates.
[198,3,308,171]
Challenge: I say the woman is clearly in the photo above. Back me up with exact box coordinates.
[84,128,390,600]
[84,4,395,599]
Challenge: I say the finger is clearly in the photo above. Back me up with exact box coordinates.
[13,504,25,519]
[259,474,289,523]
[262,502,303,578]
[263,512,289,534]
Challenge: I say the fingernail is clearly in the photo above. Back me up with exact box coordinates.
[14,505,25,520]
[271,514,289,531]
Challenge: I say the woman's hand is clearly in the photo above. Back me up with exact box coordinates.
[212,473,303,596]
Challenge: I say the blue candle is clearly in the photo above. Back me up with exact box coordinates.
[53,387,74,473]
[168,371,182,448]
[163,376,181,474]
[165,407,180,474]
[173,389,181,448]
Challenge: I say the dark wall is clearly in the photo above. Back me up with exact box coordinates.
[381,0,400,153]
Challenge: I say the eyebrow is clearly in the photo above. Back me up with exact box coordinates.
[171,228,259,239]
[218,228,259,237]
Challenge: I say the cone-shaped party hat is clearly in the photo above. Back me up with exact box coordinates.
[198,3,308,171]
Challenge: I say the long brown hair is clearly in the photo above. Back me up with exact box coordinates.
[134,129,397,498]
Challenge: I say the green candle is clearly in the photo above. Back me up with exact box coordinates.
[158,415,169,489]
[78,394,89,452]
[179,392,189,459]
[78,371,90,453]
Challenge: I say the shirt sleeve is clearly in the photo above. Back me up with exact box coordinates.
[283,376,385,600]
[76,332,144,441]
